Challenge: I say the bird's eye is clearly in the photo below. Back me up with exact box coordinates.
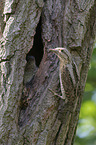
[61,50,63,53]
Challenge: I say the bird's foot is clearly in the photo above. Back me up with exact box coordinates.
[48,88,67,101]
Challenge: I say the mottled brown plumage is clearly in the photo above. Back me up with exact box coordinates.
[49,47,80,102]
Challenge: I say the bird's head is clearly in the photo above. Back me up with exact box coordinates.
[49,47,71,63]
[26,55,36,67]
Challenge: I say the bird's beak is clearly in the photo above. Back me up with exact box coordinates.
[49,48,54,52]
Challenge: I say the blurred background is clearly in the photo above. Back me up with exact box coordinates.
[75,41,96,145]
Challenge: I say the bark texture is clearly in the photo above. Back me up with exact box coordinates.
[0,0,96,144]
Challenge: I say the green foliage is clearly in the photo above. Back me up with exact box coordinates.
[75,42,96,145]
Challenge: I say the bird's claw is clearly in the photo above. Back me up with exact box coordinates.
[48,88,66,101]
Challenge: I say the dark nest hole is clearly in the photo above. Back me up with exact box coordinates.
[26,17,44,67]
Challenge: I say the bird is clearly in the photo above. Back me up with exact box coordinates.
[24,55,38,85]
[49,47,80,102]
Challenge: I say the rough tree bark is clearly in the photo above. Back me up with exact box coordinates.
[0,0,96,144]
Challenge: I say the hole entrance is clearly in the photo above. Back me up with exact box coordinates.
[26,17,43,67]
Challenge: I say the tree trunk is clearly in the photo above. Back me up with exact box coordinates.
[0,0,96,144]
